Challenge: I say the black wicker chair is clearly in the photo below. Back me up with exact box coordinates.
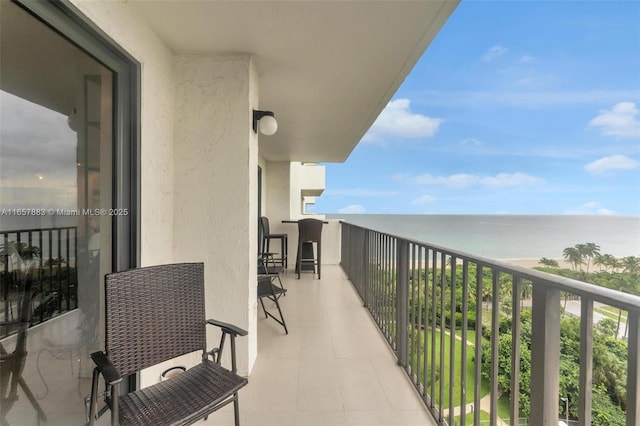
[87,263,248,426]
[260,217,288,269]
[296,218,323,279]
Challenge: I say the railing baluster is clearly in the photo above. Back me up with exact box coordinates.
[578,297,593,426]
[363,228,369,307]
[474,264,483,426]
[627,310,639,426]
[397,239,409,368]
[423,246,429,401]
[430,248,437,410]
[530,284,561,425]
[490,268,500,426]
[448,256,457,426]
[416,245,422,388]
[510,275,522,426]
[460,260,469,425]
[439,251,446,420]
[57,228,62,312]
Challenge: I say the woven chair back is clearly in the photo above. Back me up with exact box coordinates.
[298,218,323,243]
[104,263,206,377]
[260,217,271,235]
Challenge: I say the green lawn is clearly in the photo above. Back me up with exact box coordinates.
[595,305,628,322]
[408,327,490,409]
[454,409,490,425]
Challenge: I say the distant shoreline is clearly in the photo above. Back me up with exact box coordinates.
[504,258,570,269]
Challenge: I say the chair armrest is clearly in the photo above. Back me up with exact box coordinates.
[207,319,248,337]
[90,351,122,386]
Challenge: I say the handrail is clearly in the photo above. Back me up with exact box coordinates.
[1,226,78,338]
[342,221,640,313]
[339,220,639,426]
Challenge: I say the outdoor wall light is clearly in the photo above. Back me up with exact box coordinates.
[253,110,278,136]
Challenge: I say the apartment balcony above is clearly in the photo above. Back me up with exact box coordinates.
[296,163,326,197]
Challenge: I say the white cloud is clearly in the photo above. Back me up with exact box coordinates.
[564,202,616,215]
[517,54,536,63]
[584,154,639,175]
[363,99,442,143]
[480,172,545,188]
[589,102,640,138]
[482,44,508,62]
[414,173,480,189]
[338,204,366,214]
[411,194,436,205]
[407,172,543,189]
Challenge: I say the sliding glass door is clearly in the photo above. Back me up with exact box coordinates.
[0,1,138,424]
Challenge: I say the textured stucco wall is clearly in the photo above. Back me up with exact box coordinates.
[173,54,258,376]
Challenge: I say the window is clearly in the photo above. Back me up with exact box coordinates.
[0,1,138,423]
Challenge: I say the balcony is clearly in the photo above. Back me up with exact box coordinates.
[201,220,639,426]
[204,264,436,426]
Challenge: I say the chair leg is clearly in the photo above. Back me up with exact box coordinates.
[272,295,288,334]
[233,393,240,426]
[297,242,302,279]
[283,236,288,269]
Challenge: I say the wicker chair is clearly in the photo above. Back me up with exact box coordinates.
[296,218,323,279]
[87,263,248,426]
[260,217,288,269]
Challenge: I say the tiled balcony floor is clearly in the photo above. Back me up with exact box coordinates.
[205,265,437,426]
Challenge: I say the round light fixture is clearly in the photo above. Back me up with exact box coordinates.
[253,110,278,136]
[259,115,278,136]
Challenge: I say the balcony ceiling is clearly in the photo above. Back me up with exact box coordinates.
[130,0,458,163]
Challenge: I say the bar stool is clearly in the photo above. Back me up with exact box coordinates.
[296,218,323,279]
[260,217,288,269]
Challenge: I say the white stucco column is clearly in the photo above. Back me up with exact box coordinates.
[172,54,258,376]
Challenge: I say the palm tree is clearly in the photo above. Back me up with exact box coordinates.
[601,254,618,273]
[609,257,623,273]
[593,253,607,272]
[539,257,559,268]
[580,242,600,273]
[621,256,640,274]
[562,247,583,271]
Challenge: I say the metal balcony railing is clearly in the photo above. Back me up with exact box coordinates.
[1,226,78,338]
[340,221,639,426]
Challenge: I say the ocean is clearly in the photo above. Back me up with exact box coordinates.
[327,214,640,260]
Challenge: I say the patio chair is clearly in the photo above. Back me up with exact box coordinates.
[296,218,323,279]
[0,266,47,424]
[257,276,288,334]
[258,252,285,291]
[260,217,288,269]
[87,263,248,426]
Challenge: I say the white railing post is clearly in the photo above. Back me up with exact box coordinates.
[530,284,561,425]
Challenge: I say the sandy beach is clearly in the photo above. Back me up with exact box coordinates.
[504,258,572,269]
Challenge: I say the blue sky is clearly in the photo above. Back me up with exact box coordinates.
[313,0,640,216]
